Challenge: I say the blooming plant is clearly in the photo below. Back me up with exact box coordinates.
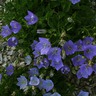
[0,0,96,96]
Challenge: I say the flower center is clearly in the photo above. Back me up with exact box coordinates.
[21,80,26,84]
[53,49,58,55]
[86,49,91,53]
[6,30,9,33]
[78,45,82,50]
[30,16,34,22]
[77,57,81,62]
[68,46,72,51]
[14,24,17,28]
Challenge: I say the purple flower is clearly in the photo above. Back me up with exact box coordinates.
[34,56,44,69]
[17,76,27,89]
[10,20,22,34]
[77,90,89,96]
[0,74,2,81]
[48,47,61,62]
[71,55,86,66]
[7,37,18,47]
[77,64,93,79]
[81,64,93,76]
[29,76,40,86]
[43,58,49,68]
[84,45,96,60]
[51,92,61,96]
[0,25,12,38]
[34,57,49,68]
[28,67,39,77]
[51,60,63,71]
[25,55,32,65]
[70,0,80,4]
[33,48,41,58]
[42,79,54,92]
[37,78,45,90]
[75,40,85,51]
[63,40,77,55]
[35,38,51,55]
[83,36,94,46]
[76,70,82,79]
[60,65,70,74]
[24,10,38,25]
[6,65,14,76]
[43,92,52,96]
[30,40,38,51]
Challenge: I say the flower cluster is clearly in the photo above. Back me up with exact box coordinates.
[0,10,62,95]
[0,10,38,47]
[0,1,92,94]
[17,67,61,95]
[61,36,96,79]
[31,38,70,74]
[31,36,96,80]
[66,37,96,79]
[0,21,21,47]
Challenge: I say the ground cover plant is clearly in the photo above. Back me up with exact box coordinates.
[0,0,96,96]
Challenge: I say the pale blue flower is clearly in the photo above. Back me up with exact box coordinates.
[17,76,27,89]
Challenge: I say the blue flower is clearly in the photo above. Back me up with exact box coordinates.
[71,55,86,66]
[35,37,51,55]
[60,65,70,74]
[33,48,41,58]
[48,47,61,62]
[10,20,22,34]
[6,65,14,76]
[43,58,49,68]
[63,40,77,55]
[29,76,40,86]
[25,55,32,65]
[34,56,44,69]
[75,40,85,51]
[37,78,45,90]
[0,25,12,38]
[84,45,96,60]
[70,0,80,4]
[28,67,39,77]
[76,70,82,79]
[7,37,18,47]
[76,64,93,79]
[17,76,28,89]
[42,79,54,92]
[51,60,63,71]
[24,10,38,25]
[78,90,89,96]
[83,36,94,46]
[30,40,38,51]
